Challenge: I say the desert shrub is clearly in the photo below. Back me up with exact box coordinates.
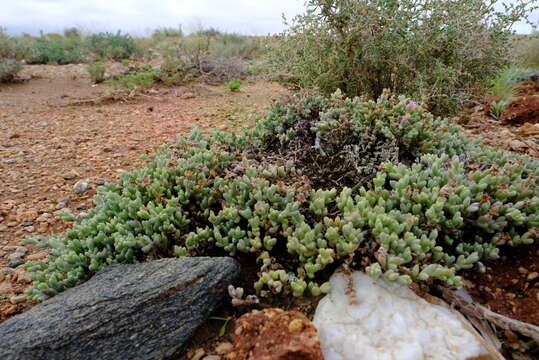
[87,62,106,84]
[157,57,198,85]
[0,28,30,60]
[85,32,142,60]
[152,26,184,41]
[107,64,159,92]
[21,91,538,301]
[225,79,241,92]
[210,33,262,60]
[0,58,22,82]
[275,0,537,115]
[512,33,539,68]
[27,37,84,64]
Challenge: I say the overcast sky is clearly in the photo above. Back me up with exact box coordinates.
[1,0,538,36]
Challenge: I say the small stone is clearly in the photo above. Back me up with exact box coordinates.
[74,180,90,194]
[7,222,18,227]
[36,213,52,223]
[527,272,538,281]
[510,140,527,151]
[215,342,233,355]
[8,259,24,268]
[228,308,323,360]
[24,226,35,232]
[27,251,49,262]
[5,159,17,164]
[15,246,28,255]
[62,171,78,180]
[95,178,107,185]
[4,304,18,316]
[181,92,196,100]
[0,250,5,257]
[14,269,32,284]
[518,267,529,275]
[191,349,206,360]
[203,356,220,360]
[56,201,67,210]
[0,272,4,282]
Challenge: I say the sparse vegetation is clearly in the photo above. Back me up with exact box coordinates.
[85,32,143,61]
[87,61,106,83]
[225,79,241,92]
[0,58,22,82]
[21,90,539,301]
[107,64,159,92]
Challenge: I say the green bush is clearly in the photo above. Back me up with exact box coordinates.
[107,64,159,92]
[27,37,84,64]
[21,91,538,301]
[0,58,22,82]
[85,32,142,61]
[87,62,106,84]
[225,79,241,92]
[275,0,537,115]
[0,28,30,60]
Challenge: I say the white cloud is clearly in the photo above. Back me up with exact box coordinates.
[1,0,537,36]
[0,0,306,35]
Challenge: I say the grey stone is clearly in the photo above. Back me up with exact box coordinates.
[0,257,240,360]
[14,246,28,255]
[73,180,90,194]
[7,254,24,268]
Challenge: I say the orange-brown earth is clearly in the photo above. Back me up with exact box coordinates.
[0,63,289,321]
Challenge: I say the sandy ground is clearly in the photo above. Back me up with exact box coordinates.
[0,63,289,320]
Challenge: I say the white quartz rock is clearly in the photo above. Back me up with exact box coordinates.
[313,271,489,360]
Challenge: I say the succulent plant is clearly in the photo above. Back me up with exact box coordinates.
[21,92,538,301]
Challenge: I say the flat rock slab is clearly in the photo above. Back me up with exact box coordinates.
[0,257,240,360]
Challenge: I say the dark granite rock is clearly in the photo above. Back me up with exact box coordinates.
[0,257,240,360]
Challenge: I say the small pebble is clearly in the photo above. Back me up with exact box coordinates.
[73,180,90,194]
[518,267,529,275]
[527,272,538,281]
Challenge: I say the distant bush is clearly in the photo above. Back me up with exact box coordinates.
[225,79,241,92]
[85,32,143,61]
[276,0,538,115]
[27,37,84,64]
[107,64,158,92]
[157,57,197,85]
[512,33,539,68]
[152,26,184,41]
[87,61,106,83]
[0,28,29,60]
[0,58,22,82]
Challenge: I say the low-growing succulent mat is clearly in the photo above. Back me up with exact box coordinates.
[0,63,289,321]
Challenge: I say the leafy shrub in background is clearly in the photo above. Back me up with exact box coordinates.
[0,28,30,60]
[151,26,184,41]
[21,91,538,301]
[107,64,159,92]
[512,32,539,69]
[85,31,142,61]
[87,61,106,84]
[27,37,85,64]
[225,79,241,92]
[275,0,537,115]
[0,58,22,82]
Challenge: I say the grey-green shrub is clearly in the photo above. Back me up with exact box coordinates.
[22,92,538,301]
[0,58,22,82]
[87,62,106,84]
[274,0,538,115]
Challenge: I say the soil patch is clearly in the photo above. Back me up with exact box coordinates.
[464,243,539,326]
